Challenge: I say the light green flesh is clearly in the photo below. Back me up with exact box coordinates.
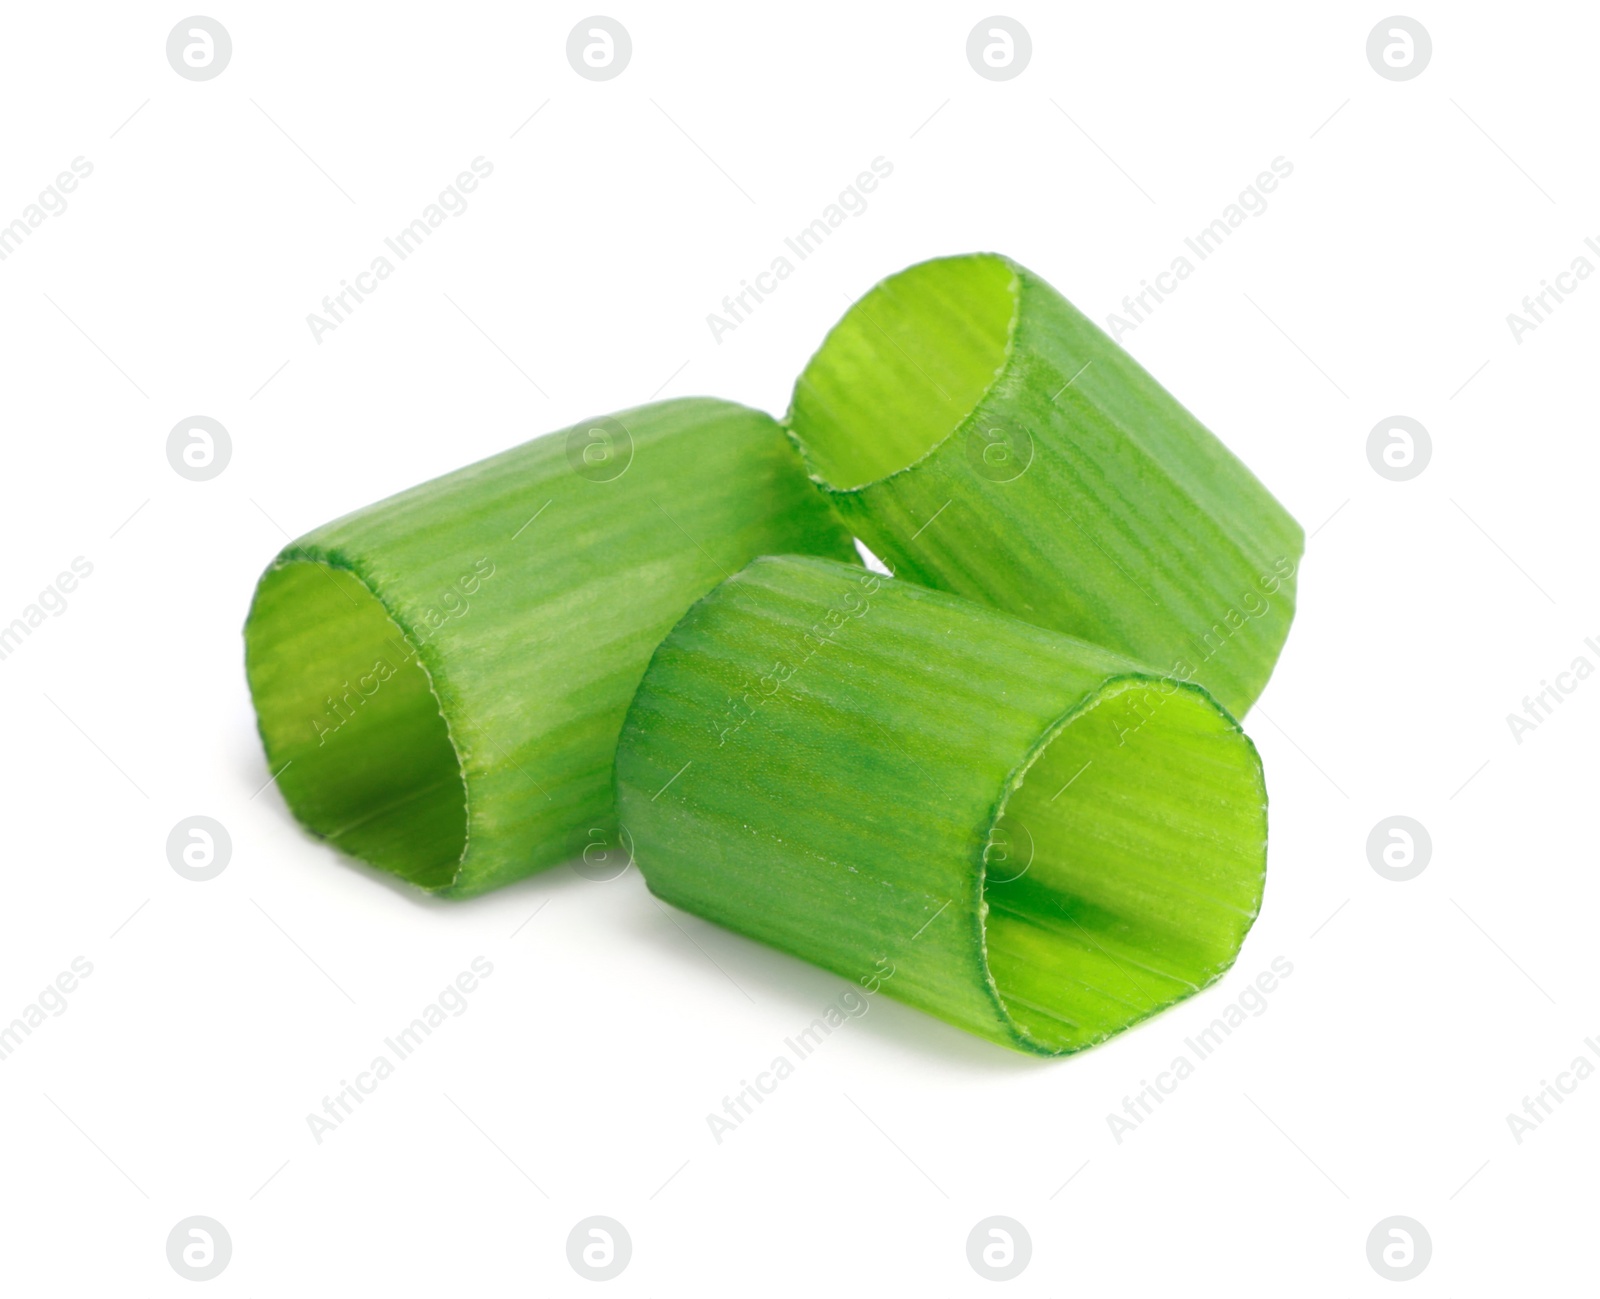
[247,562,465,889]
[790,254,1014,490]
[986,680,1265,1053]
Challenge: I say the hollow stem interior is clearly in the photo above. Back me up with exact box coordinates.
[983,678,1266,1053]
[788,253,1016,490]
[245,560,467,889]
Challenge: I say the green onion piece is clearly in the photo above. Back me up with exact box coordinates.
[616,555,1267,1056]
[784,252,1303,717]
[244,398,857,897]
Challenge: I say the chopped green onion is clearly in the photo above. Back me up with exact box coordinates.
[615,555,1268,1055]
[785,252,1302,716]
[244,398,857,897]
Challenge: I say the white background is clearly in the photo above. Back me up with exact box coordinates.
[1,2,1593,1293]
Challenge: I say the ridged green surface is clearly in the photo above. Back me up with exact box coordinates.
[244,398,858,897]
[785,253,1303,717]
[616,555,1269,1055]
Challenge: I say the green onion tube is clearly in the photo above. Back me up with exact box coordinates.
[244,398,857,898]
[784,253,1303,717]
[615,555,1268,1056]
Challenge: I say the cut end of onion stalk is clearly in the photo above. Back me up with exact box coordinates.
[244,398,858,898]
[784,252,1304,718]
[246,559,469,891]
[616,554,1267,1056]
[982,678,1265,1053]
[789,253,1018,492]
